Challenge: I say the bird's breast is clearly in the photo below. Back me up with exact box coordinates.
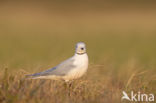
[73,54,88,66]
[63,54,88,80]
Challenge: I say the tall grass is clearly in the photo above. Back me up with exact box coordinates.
[0,61,155,103]
[0,2,156,103]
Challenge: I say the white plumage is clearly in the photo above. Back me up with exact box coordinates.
[27,42,88,82]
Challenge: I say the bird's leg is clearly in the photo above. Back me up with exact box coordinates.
[64,80,73,97]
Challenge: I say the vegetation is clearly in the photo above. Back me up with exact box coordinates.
[0,1,156,103]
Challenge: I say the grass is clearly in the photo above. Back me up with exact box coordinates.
[0,2,156,103]
[0,60,155,103]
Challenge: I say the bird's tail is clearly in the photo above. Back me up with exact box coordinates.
[25,75,31,79]
[25,74,36,79]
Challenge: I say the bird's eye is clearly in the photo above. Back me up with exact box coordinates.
[81,48,84,50]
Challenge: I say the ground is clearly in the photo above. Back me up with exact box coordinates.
[0,1,156,103]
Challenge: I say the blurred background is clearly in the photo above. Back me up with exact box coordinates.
[0,0,156,71]
[0,1,156,103]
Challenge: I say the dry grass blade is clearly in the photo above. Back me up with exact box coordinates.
[126,71,137,89]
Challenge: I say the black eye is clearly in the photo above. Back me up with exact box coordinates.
[81,48,84,50]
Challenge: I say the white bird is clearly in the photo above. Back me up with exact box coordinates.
[27,42,88,82]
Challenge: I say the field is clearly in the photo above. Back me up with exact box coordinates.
[0,1,156,103]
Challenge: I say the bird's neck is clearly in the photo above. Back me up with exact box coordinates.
[74,53,88,59]
[76,52,86,55]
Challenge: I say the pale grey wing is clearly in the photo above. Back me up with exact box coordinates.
[29,58,76,77]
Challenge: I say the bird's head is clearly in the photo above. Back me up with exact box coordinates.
[75,42,86,55]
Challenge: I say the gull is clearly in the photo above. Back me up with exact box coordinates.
[27,42,88,82]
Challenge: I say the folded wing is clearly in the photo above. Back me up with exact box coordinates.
[28,58,76,77]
